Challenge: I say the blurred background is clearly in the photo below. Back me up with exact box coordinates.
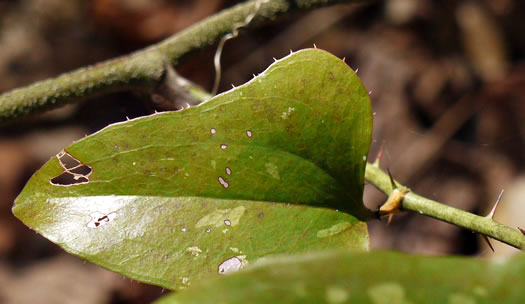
[0,0,524,302]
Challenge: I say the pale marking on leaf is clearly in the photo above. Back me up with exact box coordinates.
[195,206,246,228]
[368,282,412,304]
[325,286,349,304]
[293,282,308,297]
[281,106,295,119]
[210,128,217,134]
[87,211,118,229]
[448,293,476,304]
[181,227,187,232]
[206,228,211,233]
[317,222,352,238]
[186,246,202,257]
[246,130,253,138]
[265,162,280,180]
[220,144,228,150]
[472,286,487,297]
[225,167,232,175]
[230,247,239,253]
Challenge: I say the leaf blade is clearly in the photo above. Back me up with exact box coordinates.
[13,49,373,289]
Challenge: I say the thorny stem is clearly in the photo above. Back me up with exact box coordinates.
[365,162,525,250]
[0,0,354,122]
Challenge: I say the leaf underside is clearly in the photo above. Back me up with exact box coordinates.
[13,49,373,289]
[157,250,525,304]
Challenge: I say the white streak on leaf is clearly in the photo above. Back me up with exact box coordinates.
[317,222,351,238]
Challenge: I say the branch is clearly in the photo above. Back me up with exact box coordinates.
[0,0,354,123]
[365,162,525,250]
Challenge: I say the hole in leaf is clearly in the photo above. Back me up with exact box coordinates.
[87,211,117,229]
[218,256,246,274]
[218,176,229,188]
[56,151,80,169]
[50,151,92,186]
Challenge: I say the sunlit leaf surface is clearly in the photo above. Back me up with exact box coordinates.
[13,49,373,289]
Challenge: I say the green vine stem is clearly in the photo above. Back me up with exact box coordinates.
[0,0,353,122]
[365,162,525,250]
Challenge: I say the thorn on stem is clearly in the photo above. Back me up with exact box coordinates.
[387,214,394,226]
[373,143,385,166]
[482,235,495,252]
[518,227,525,235]
[387,168,397,190]
[487,189,504,219]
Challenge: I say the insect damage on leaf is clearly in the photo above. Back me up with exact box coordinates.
[218,255,248,275]
[50,151,92,186]
[87,211,118,229]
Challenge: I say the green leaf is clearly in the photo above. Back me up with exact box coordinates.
[13,49,373,289]
[156,250,525,304]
